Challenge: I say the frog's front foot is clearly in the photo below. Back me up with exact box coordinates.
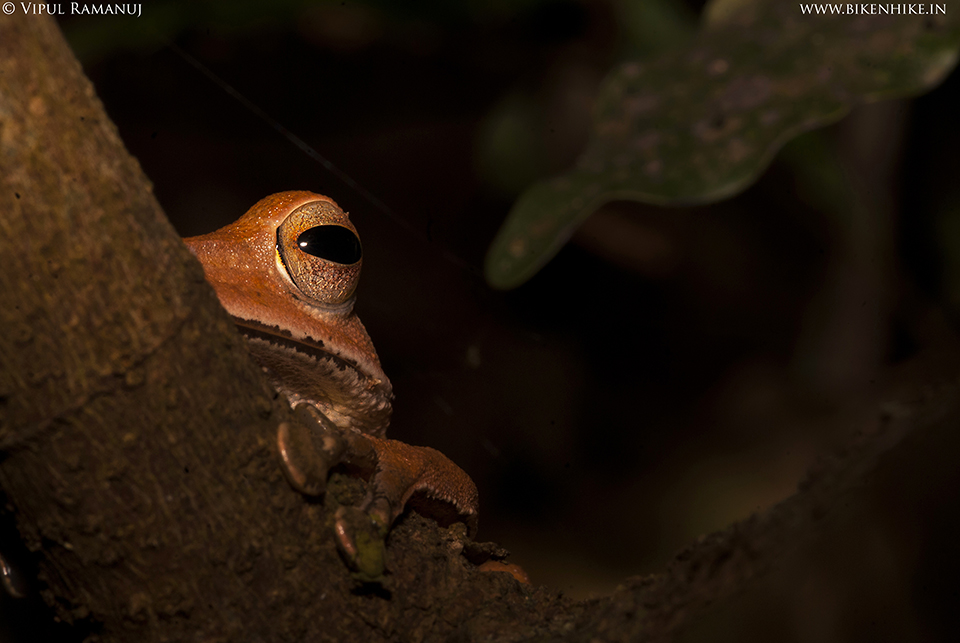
[277,403,479,578]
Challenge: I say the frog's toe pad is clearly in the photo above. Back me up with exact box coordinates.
[277,405,347,496]
[334,506,388,582]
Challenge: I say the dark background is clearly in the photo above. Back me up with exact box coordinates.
[5,0,960,639]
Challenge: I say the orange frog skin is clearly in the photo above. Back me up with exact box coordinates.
[184,191,478,579]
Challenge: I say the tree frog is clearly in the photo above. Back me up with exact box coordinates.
[183,191,478,579]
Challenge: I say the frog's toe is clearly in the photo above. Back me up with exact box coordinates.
[277,403,346,496]
[477,560,532,584]
[333,505,389,582]
[0,553,25,599]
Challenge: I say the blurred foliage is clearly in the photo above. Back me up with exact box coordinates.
[484,0,960,289]
[475,0,696,198]
[615,0,697,58]
[478,94,550,197]
[61,0,568,61]
[63,0,308,60]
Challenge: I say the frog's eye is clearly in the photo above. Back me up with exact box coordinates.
[277,200,362,306]
[296,225,362,265]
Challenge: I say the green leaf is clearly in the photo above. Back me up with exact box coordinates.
[484,0,960,289]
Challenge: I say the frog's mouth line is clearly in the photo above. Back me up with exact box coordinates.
[233,321,366,378]
[233,319,393,436]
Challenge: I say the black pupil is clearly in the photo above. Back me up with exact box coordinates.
[296,226,361,264]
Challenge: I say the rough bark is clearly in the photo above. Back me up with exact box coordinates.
[0,12,956,643]
[0,13,553,643]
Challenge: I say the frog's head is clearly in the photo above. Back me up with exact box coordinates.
[184,191,393,436]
